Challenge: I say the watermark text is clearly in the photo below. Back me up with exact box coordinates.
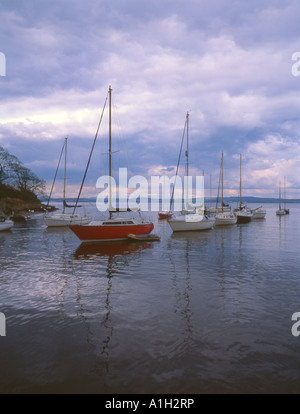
[95,168,204,213]
[291,312,300,337]
[0,312,6,336]
[0,52,6,77]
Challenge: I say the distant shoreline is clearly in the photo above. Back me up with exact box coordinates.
[40,196,299,204]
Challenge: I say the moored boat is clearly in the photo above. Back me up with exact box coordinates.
[205,205,231,215]
[251,207,266,219]
[234,154,252,224]
[168,213,215,232]
[128,233,160,241]
[235,209,253,223]
[276,180,286,216]
[215,152,237,226]
[283,176,289,215]
[0,217,14,232]
[69,86,154,242]
[70,217,154,242]
[215,211,237,225]
[44,137,91,227]
[167,112,215,232]
[158,211,173,219]
[44,212,91,227]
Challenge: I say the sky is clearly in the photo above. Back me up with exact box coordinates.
[1,0,300,199]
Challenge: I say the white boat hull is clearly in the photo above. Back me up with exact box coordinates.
[276,209,286,216]
[44,213,91,227]
[0,220,14,231]
[215,213,237,226]
[168,215,215,232]
[252,212,266,219]
[251,208,266,219]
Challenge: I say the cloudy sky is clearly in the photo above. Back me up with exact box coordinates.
[1,0,300,199]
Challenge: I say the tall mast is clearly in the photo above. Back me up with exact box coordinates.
[221,152,224,212]
[109,86,112,219]
[279,180,281,210]
[210,174,212,207]
[185,112,189,210]
[216,154,222,210]
[239,154,242,209]
[63,137,67,214]
[284,176,286,210]
[186,112,189,179]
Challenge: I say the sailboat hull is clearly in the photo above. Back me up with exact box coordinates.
[251,211,266,219]
[276,209,286,216]
[0,219,14,231]
[44,213,91,227]
[168,216,215,232]
[69,221,154,242]
[215,213,237,226]
[236,212,252,223]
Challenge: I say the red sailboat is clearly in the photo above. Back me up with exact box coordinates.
[69,86,154,242]
[70,217,154,243]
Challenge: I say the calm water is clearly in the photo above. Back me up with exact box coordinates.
[0,202,300,394]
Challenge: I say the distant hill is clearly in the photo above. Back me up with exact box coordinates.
[211,196,296,204]
[42,196,299,204]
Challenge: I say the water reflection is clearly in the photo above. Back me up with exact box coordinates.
[73,240,153,259]
[214,227,226,291]
[43,226,71,235]
[277,214,287,247]
[2,205,300,393]
[71,240,154,392]
[178,237,193,342]
[169,229,213,240]
[0,230,13,247]
[167,234,197,347]
[100,253,114,393]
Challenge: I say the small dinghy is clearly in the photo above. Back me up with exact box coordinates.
[128,233,160,242]
[158,211,173,220]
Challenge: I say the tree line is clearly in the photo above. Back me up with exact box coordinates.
[0,146,45,197]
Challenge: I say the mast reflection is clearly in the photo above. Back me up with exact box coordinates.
[72,240,153,391]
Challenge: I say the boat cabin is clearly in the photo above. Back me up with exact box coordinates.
[102,219,135,225]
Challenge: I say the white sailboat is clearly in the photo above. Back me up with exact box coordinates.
[276,180,286,216]
[0,216,14,231]
[44,137,91,227]
[251,206,266,219]
[168,212,215,232]
[181,114,196,216]
[168,112,215,232]
[215,152,237,226]
[283,176,289,214]
[158,177,173,219]
[234,154,252,223]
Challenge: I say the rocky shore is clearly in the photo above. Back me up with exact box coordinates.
[0,182,58,222]
[0,196,57,222]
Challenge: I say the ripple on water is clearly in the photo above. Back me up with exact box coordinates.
[1,206,300,393]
